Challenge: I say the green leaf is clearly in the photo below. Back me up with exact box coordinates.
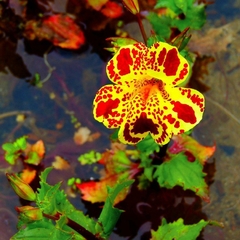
[25,151,41,165]
[173,5,206,31]
[151,218,209,240]
[174,0,188,14]
[14,136,27,150]
[36,168,97,235]
[153,153,209,201]
[137,173,151,190]
[106,37,138,53]
[98,179,134,238]
[137,134,160,155]
[78,150,101,165]
[2,143,17,153]
[155,0,180,14]
[2,136,27,165]
[147,13,172,40]
[110,128,119,141]
[11,218,83,240]
[147,35,166,48]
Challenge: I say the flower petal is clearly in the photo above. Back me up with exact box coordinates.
[161,86,205,135]
[117,81,204,145]
[106,42,189,87]
[147,42,189,86]
[93,84,133,128]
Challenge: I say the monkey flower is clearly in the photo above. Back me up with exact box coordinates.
[93,42,204,145]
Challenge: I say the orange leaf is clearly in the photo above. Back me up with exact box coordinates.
[76,173,130,204]
[31,140,45,158]
[168,134,216,164]
[87,0,108,10]
[101,1,123,18]
[24,14,85,49]
[77,150,140,204]
[20,167,37,184]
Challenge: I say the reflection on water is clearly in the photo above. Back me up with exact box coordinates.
[0,0,240,239]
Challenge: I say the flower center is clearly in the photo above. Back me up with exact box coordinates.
[134,78,169,102]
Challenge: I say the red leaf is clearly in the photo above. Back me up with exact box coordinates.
[101,1,123,18]
[77,150,140,204]
[24,14,85,49]
[168,134,216,164]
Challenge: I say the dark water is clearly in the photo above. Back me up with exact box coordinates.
[0,0,239,239]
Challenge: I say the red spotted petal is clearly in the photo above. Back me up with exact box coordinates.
[106,42,189,86]
[118,80,204,145]
[93,84,135,129]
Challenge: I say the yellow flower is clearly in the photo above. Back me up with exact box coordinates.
[93,42,204,145]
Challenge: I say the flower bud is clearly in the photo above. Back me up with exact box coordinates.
[122,0,140,15]
[16,206,43,221]
[6,173,36,201]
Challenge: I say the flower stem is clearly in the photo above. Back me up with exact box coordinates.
[136,13,147,45]
[43,212,103,240]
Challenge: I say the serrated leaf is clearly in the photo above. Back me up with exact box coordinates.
[147,13,172,40]
[98,179,134,238]
[154,153,209,201]
[38,168,97,234]
[151,218,208,240]
[11,218,83,240]
[173,5,206,31]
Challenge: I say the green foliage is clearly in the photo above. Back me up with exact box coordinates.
[78,150,102,165]
[98,179,134,238]
[148,0,206,41]
[153,152,209,200]
[173,5,206,31]
[25,151,40,165]
[67,177,81,186]
[137,134,160,155]
[13,217,83,240]
[2,136,27,164]
[147,12,172,40]
[151,218,209,240]
[136,135,159,186]
[11,167,133,240]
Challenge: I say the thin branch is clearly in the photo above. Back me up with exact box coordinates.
[0,111,31,120]
[42,212,103,240]
[41,52,56,84]
[136,13,148,45]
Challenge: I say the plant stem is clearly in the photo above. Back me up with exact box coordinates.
[43,212,103,240]
[136,13,147,45]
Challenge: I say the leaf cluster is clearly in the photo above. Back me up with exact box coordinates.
[2,136,27,165]
[147,0,206,40]
[11,167,133,240]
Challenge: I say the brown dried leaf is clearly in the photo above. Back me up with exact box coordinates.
[73,127,91,145]
[189,20,240,56]
[52,156,70,170]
